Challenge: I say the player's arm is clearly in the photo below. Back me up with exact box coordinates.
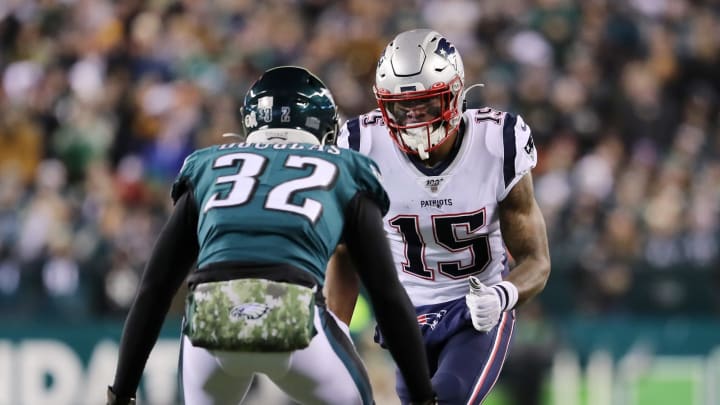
[498,173,550,306]
[324,243,360,326]
[327,120,369,325]
[343,193,435,404]
[108,191,200,404]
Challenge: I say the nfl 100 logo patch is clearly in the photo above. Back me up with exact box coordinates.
[417,175,450,194]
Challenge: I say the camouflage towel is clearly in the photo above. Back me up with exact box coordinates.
[183,278,317,352]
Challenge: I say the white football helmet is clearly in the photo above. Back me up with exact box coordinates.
[374,29,466,160]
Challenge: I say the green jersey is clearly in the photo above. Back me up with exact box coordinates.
[171,142,389,284]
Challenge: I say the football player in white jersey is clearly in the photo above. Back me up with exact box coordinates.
[326,29,551,404]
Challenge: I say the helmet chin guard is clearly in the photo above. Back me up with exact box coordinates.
[374,29,465,159]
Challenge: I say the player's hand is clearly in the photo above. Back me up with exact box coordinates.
[106,386,136,405]
[465,277,502,332]
[465,277,518,333]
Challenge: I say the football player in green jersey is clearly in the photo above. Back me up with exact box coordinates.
[108,66,436,405]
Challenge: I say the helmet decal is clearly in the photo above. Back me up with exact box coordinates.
[305,116,320,130]
[280,106,291,123]
[434,38,461,78]
[258,96,273,123]
[244,111,258,128]
[434,38,456,59]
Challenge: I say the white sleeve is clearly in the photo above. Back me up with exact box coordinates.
[337,115,373,155]
[337,121,351,149]
[498,114,537,201]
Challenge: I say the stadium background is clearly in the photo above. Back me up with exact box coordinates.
[0,0,719,404]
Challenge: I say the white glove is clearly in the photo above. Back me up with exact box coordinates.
[465,277,518,333]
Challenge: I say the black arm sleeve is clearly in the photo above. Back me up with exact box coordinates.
[343,193,435,403]
[112,191,200,398]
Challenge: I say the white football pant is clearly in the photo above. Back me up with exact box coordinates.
[181,307,373,405]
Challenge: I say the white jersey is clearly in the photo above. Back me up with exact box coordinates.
[338,107,537,306]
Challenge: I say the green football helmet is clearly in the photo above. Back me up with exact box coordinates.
[241,66,339,145]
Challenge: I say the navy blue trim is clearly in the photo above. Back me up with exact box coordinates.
[409,120,466,176]
[494,285,509,310]
[502,114,518,188]
[501,254,510,277]
[347,118,361,152]
[468,311,515,404]
[319,306,374,404]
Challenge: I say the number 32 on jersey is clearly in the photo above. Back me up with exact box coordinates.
[203,152,337,223]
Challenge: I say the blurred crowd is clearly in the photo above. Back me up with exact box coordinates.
[0,0,719,324]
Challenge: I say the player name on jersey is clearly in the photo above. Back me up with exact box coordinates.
[218,142,342,155]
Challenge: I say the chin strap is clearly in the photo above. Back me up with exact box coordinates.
[461,83,484,111]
